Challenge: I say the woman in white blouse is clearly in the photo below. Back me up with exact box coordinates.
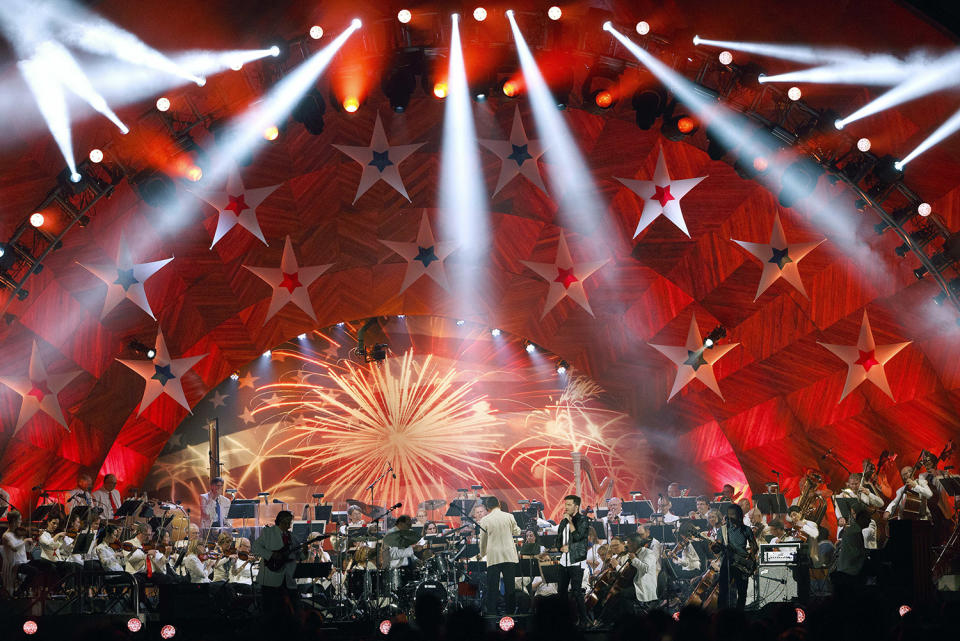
[182,538,215,583]
[95,525,125,572]
[1,510,34,596]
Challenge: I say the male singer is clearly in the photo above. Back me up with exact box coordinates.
[556,494,591,626]
[200,477,231,530]
[478,496,521,615]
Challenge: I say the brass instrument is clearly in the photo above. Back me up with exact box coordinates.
[797,470,828,524]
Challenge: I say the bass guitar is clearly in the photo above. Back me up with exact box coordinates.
[265,532,331,572]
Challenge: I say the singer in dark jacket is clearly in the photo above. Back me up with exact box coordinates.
[555,494,591,625]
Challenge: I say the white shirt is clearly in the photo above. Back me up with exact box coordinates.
[96,543,124,572]
[863,519,878,550]
[679,543,701,572]
[886,481,933,519]
[93,488,123,520]
[388,544,416,568]
[68,488,95,515]
[663,513,680,524]
[834,487,884,519]
[39,530,61,562]
[631,547,659,602]
[2,530,29,594]
[59,534,83,564]
[124,538,146,573]
[251,525,305,588]
[200,492,232,529]
[182,553,212,583]
[229,558,258,585]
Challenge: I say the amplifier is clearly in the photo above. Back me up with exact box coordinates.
[759,542,802,566]
[746,565,798,605]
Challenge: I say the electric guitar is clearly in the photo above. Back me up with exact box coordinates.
[265,532,331,572]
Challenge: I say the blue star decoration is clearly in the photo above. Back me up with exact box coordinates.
[113,268,139,291]
[508,144,532,167]
[414,245,439,268]
[769,247,793,270]
[683,350,708,371]
[151,363,175,386]
[368,150,393,172]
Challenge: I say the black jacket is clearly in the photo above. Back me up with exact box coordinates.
[555,512,590,563]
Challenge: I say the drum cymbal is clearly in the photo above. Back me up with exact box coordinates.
[419,499,446,510]
[383,529,421,548]
[346,499,371,512]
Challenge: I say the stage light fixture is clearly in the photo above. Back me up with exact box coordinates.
[857,137,871,152]
[127,618,142,633]
[548,6,562,20]
[309,26,324,40]
[379,620,392,635]
[230,372,239,381]
[352,19,362,28]
[398,9,412,24]
[491,328,501,337]
[933,291,947,305]
[382,65,417,113]
[263,126,279,141]
[337,322,345,327]
[29,213,45,228]
[525,343,536,354]
[263,350,272,357]
[398,315,405,319]
[185,165,203,182]
[456,319,466,326]
[662,114,699,141]
[160,624,176,639]
[632,85,668,129]
[298,333,308,339]
[779,158,822,208]
[788,86,802,101]
[23,620,38,635]
[473,7,487,21]
[718,51,733,65]
[293,89,327,134]
[89,149,103,163]
[156,97,171,112]
[433,82,448,99]
[636,21,650,35]
[594,90,614,109]
[501,79,522,98]
[918,202,932,217]
[556,360,569,375]
[129,340,157,360]
[913,266,927,279]
[343,97,360,112]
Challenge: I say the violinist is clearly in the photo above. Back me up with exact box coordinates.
[38,515,63,562]
[95,525,125,572]
[1,510,35,597]
[124,523,172,584]
[597,536,657,625]
[182,536,215,583]
[668,521,702,580]
[212,532,236,582]
[227,537,258,586]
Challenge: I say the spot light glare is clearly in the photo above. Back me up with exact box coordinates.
[918,202,932,216]
[491,328,501,337]
[89,148,103,163]
[718,51,733,65]
[309,26,324,40]
[398,10,412,24]
[156,97,171,112]
[857,137,871,152]
[30,212,44,227]
[525,343,535,354]
[433,82,448,98]
[548,6,562,20]
[474,7,487,21]
[343,97,360,112]
[269,46,281,57]
[636,21,650,35]
[160,624,176,639]
[263,125,279,141]
[788,86,802,101]
[23,621,38,635]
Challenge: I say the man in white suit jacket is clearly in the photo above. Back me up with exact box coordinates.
[252,510,311,627]
[479,496,521,615]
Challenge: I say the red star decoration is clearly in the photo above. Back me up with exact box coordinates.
[224,194,249,215]
[554,267,579,289]
[855,349,879,372]
[28,379,52,402]
[653,184,675,207]
[278,271,302,294]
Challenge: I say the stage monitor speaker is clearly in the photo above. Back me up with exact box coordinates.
[748,565,798,605]
[886,519,933,602]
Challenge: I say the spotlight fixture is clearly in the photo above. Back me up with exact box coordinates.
[293,89,326,134]
[913,266,927,280]
[473,7,487,22]
[632,84,668,129]
[525,342,536,354]
[309,25,324,40]
[718,51,733,65]
[398,9,412,24]
[129,340,157,360]
[556,360,569,375]
[500,78,522,98]
[662,114,698,141]
[857,137,871,152]
[433,81,448,99]
[89,148,103,163]
[29,213,44,228]
[456,319,466,326]
[265,38,289,62]
[582,60,624,112]
[343,97,360,113]
[156,97,170,112]
[490,328,501,337]
[382,65,417,113]
[635,21,650,35]
[594,90,614,109]
[263,350,272,357]
[779,159,822,208]
[704,326,727,348]
[548,6,562,20]
[230,372,239,381]
[918,202,932,217]
[787,86,802,101]
[263,126,279,141]
[298,333,307,339]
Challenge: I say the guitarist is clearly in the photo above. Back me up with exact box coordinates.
[711,504,757,610]
[251,510,313,629]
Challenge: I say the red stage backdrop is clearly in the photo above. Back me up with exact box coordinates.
[144,317,658,519]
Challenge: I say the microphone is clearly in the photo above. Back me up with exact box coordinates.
[821,448,833,460]
[31,485,43,491]
[387,462,397,479]
[391,502,402,509]
[771,469,779,475]
[273,499,285,504]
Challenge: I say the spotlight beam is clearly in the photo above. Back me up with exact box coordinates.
[693,37,865,66]
[16,56,77,177]
[605,24,890,273]
[506,11,604,236]
[438,13,489,309]
[896,105,960,169]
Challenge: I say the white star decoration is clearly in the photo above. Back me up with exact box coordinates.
[239,406,256,425]
[615,147,707,237]
[479,105,548,196]
[520,233,608,318]
[243,236,332,323]
[209,391,228,408]
[117,330,207,415]
[731,214,824,301]
[818,311,911,402]
[649,315,739,401]
[0,342,81,431]
[333,112,424,204]
[237,372,259,389]
[78,234,173,320]
[190,171,280,248]
[380,212,457,294]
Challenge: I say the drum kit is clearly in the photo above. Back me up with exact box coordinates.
[324,497,481,621]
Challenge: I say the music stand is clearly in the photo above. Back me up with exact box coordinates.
[311,505,333,522]
[446,499,478,518]
[454,543,480,560]
[294,561,333,579]
[292,521,326,540]
[539,534,559,550]
[691,519,709,531]
[517,555,540,595]
[648,524,677,544]
[73,532,96,556]
[833,497,861,520]
[938,476,960,497]
[35,504,61,522]
[757,493,788,516]
[539,562,562,585]
[611,523,636,539]
[330,511,347,524]
[623,500,654,520]
[710,500,733,515]
[672,497,698,516]
[114,500,143,518]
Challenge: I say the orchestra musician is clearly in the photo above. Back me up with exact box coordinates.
[666,483,682,499]
[555,494,590,627]
[884,466,933,520]
[719,484,737,503]
[199,477,231,530]
[95,525,125,572]
[385,514,422,569]
[2,511,35,597]
[67,473,95,516]
[212,532,236,582]
[831,509,872,599]
[227,537,258,586]
[93,474,123,520]
[478,496,521,615]
[695,496,711,519]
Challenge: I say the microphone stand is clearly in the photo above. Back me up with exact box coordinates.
[366,462,393,518]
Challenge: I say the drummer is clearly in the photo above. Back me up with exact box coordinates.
[384,515,423,568]
[417,521,440,547]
